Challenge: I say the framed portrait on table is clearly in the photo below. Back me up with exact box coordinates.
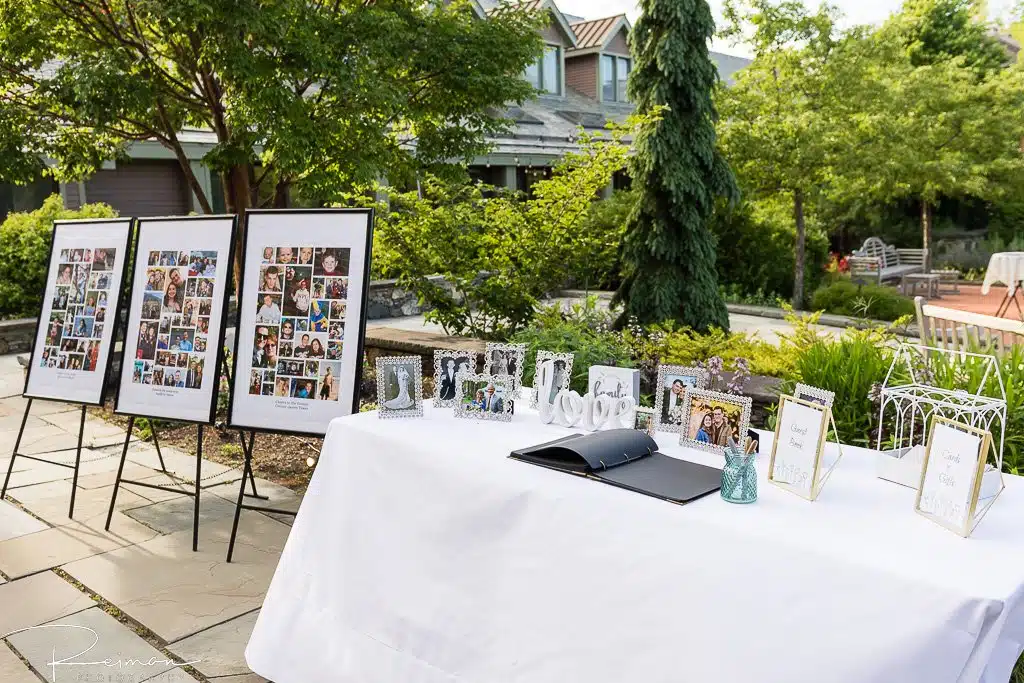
[484,343,525,391]
[25,218,134,405]
[228,209,374,436]
[114,216,236,423]
[433,349,481,409]
[678,388,752,455]
[653,365,709,433]
[530,351,574,409]
[455,373,514,422]
[377,356,424,419]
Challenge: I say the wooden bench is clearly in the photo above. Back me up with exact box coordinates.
[848,237,928,285]
[915,296,1024,356]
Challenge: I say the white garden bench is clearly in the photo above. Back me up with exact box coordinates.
[848,237,928,285]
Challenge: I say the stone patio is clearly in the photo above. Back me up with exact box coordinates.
[0,355,293,683]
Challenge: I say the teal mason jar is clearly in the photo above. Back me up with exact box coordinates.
[721,446,758,504]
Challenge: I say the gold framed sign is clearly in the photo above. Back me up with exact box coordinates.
[767,394,842,501]
[914,416,1004,538]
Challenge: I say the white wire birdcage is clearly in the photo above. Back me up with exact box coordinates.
[876,343,1006,488]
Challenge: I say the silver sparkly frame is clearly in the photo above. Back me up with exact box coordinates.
[794,382,835,408]
[677,388,752,455]
[484,342,526,391]
[433,348,482,408]
[653,365,709,433]
[376,356,424,419]
[529,351,574,409]
[634,407,656,437]
[454,372,514,422]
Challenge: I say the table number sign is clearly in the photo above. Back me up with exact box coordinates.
[768,394,842,501]
[914,417,1004,537]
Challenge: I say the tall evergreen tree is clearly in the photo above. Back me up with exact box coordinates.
[614,0,738,332]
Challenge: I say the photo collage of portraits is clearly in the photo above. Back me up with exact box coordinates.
[40,247,118,372]
[250,246,350,401]
[132,250,219,389]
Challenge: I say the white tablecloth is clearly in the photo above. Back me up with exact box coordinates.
[982,252,1024,295]
[246,407,1024,683]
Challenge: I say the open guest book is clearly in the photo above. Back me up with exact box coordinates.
[510,429,723,505]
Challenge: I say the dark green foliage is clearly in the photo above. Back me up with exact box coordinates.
[710,200,829,304]
[614,0,738,332]
[0,195,117,319]
[886,0,1008,73]
[571,189,636,291]
[809,279,916,321]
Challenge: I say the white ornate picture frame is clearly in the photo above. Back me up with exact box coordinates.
[678,388,752,455]
[433,348,481,408]
[530,351,574,409]
[376,356,423,419]
[654,365,709,433]
[484,342,525,392]
[454,372,514,422]
[794,383,835,408]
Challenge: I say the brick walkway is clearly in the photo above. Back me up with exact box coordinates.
[922,282,1024,320]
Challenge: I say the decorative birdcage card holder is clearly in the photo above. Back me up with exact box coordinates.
[768,394,843,501]
[876,344,1006,489]
[914,416,1004,538]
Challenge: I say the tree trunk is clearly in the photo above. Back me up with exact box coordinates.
[921,199,933,272]
[273,178,291,208]
[792,187,806,309]
[224,164,252,297]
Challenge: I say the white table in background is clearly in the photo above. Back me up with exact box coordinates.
[982,252,1024,319]
[246,407,1024,683]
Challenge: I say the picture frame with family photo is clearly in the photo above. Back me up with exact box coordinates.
[529,351,574,409]
[653,365,709,433]
[484,342,525,392]
[114,216,236,424]
[376,356,424,419]
[454,373,514,423]
[678,388,752,456]
[228,209,374,437]
[433,349,481,409]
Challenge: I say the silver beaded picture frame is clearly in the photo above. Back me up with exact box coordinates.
[376,356,424,419]
[794,382,835,408]
[433,348,481,408]
[678,388,752,455]
[634,406,656,436]
[484,342,526,391]
[529,351,574,409]
[454,372,514,422]
[653,364,709,433]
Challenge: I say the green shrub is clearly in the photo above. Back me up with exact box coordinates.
[710,197,829,305]
[511,299,632,394]
[809,279,916,321]
[0,194,118,319]
[569,189,634,291]
[628,323,797,380]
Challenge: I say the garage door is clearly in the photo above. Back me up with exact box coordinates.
[84,160,190,217]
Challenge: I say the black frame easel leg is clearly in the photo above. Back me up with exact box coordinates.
[67,405,87,519]
[105,416,135,531]
[226,431,296,563]
[242,432,267,500]
[1,398,33,501]
[151,421,168,473]
[193,425,203,552]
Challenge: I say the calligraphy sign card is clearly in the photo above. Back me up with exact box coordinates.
[914,417,1003,537]
[768,395,842,501]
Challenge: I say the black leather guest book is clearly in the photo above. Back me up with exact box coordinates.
[510,429,723,505]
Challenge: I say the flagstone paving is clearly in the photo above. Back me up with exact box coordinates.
[0,354,296,682]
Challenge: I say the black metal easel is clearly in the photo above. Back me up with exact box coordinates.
[994,281,1024,321]
[105,353,262,551]
[226,430,297,563]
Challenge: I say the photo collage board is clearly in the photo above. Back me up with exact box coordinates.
[250,245,349,402]
[25,219,132,405]
[230,210,373,436]
[115,217,235,424]
[40,246,118,372]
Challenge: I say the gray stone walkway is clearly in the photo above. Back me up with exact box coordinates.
[0,357,295,683]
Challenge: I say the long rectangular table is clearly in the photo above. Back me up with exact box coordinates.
[246,406,1024,683]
